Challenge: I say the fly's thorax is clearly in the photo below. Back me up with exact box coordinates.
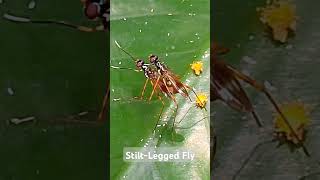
[148,54,158,64]
[137,56,158,80]
[142,66,153,79]
[135,59,149,78]
[153,61,167,76]
[148,70,158,80]
[149,54,165,72]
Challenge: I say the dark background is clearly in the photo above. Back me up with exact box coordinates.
[212,0,320,180]
[0,1,108,179]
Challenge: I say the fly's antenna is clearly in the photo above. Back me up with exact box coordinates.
[114,40,136,62]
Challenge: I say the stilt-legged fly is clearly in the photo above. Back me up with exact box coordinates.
[211,42,310,156]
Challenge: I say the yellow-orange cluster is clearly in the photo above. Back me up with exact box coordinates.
[196,93,208,109]
[190,61,203,76]
[273,101,310,145]
[258,0,297,42]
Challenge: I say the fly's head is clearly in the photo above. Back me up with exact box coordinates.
[84,3,101,20]
[135,59,145,70]
[149,54,167,74]
[149,54,159,65]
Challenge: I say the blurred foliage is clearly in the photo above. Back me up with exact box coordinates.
[212,0,320,179]
[0,0,107,179]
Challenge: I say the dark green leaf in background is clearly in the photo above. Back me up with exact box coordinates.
[0,1,107,179]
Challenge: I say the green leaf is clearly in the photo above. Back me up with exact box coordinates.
[110,0,210,179]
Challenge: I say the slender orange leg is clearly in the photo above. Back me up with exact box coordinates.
[229,66,310,157]
[98,85,110,121]
[149,79,172,138]
[149,75,161,101]
[111,66,147,100]
[139,79,149,99]
[161,78,179,133]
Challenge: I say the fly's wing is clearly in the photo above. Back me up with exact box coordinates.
[212,60,254,112]
[153,77,179,98]
[157,62,189,98]
[157,58,190,98]
[167,69,180,79]
[166,73,190,97]
[158,59,181,79]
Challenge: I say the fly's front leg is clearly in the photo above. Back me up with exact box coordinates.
[98,84,109,121]
[138,79,149,100]
[149,75,161,101]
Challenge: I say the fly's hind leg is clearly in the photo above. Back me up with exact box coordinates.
[161,78,179,141]
[138,79,149,100]
[98,84,110,121]
[149,76,161,101]
[251,110,262,127]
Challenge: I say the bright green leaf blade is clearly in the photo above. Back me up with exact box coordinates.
[110,0,210,179]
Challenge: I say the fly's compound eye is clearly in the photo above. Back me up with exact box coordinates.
[85,3,100,19]
[149,54,158,63]
[136,59,144,69]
